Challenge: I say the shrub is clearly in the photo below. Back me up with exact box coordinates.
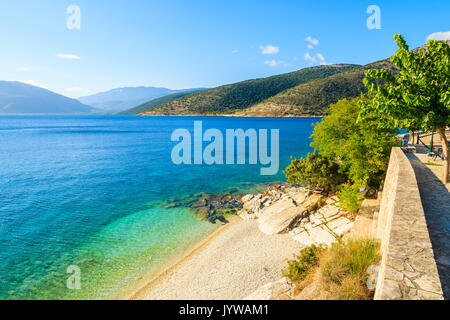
[337,182,364,212]
[284,151,347,193]
[320,238,380,300]
[282,245,323,282]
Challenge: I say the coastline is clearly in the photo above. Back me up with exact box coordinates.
[127,215,305,300]
[123,215,242,300]
[121,184,355,300]
[137,113,323,118]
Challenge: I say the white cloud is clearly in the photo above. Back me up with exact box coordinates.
[304,52,328,65]
[264,60,290,67]
[305,36,319,49]
[17,80,49,89]
[232,49,239,54]
[259,45,279,55]
[316,53,328,65]
[264,60,279,67]
[56,54,80,60]
[304,52,317,64]
[426,31,450,41]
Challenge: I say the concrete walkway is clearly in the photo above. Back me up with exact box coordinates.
[406,151,450,299]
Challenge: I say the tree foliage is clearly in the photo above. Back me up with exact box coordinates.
[284,151,346,193]
[311,98,397,187]
[359,34,450,182]
[359,35,449,131]
[285,98,397,212]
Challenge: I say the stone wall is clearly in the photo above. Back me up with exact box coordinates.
[374,147,444,300]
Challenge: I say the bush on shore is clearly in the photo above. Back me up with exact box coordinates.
[282,245,323,282]
[285,238,380,300]
[284,152,346,193]
[320,238,380,300]
[337,182,365,213]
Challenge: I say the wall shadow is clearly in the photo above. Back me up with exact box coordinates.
[406,152,450,299]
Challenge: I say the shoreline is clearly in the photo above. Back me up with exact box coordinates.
[137,114,323,118]
[120,184,355,300]
[123,215,241,300]
[129,216,305,300]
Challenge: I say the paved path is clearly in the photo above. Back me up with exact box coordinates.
[406,152,450,299]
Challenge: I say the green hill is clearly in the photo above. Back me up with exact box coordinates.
[141,64,359,115]
[119,89,204,114]
[235,59,396,117]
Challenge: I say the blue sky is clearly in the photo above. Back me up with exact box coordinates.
[0,0,449,98]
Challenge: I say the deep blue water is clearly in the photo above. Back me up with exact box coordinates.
[0,115,316,299]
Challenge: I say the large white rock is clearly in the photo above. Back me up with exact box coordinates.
[302,194,323,210]
[311,226,336,246]
[318,205,340,221]
[243,194,264,214]
[291,190,309,205]
[258,198,307,235]
[292,225,336,247]
[327,216,354,237]
[258,198,296,218]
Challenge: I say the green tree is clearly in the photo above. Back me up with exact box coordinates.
[284,151,346,193]
[359,35,450,182]
[311,98,397,188]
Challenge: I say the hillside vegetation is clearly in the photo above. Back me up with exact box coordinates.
[235,59,396,116]
[120,89,204,114]
[141,64,358,115]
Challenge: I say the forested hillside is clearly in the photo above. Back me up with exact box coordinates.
[234,59,396,117]
[141,64,358,115]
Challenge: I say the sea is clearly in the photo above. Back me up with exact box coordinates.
[0,115,317,299]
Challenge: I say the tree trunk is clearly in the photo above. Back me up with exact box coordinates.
[438,128,449,184]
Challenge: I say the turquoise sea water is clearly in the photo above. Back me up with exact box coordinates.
[0,115,316,299]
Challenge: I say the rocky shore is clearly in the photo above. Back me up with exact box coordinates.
[238,184,354,247]
[135,183,359,300]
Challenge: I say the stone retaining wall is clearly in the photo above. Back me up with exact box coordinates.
[374,147,444,300]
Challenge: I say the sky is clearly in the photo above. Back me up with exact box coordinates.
[0,0,449,98]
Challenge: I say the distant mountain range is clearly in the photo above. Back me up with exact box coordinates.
[139,64,359,116]
[78,87,205,113]
[2,42,433,116]
[0,81,95,114]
